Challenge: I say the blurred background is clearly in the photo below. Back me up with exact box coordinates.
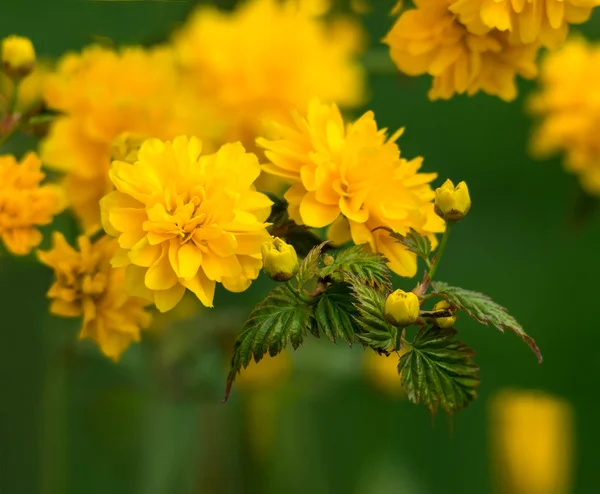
[1,1,599,493]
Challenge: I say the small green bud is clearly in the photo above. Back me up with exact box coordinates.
[323,253,334,266]
[261,237,299,282]
[384,289,420,327]
[431,300,456,328]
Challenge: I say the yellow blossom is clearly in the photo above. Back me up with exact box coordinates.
[258,99,444,277]
[2,35,36,78]
[172,0,365,147]
[0,62,50,114]
[383,0,540,101]
[363,349,407,396]
[449,0,600,48]
[0,153,64,255]
[100,135,272,312]
[431,300,456,328]
[41,45,217,232]
[434,179,471,221]
[261,237,299,282]
[529,38,600,195]
[490,389,574,494]
[384,289,420,327]
[37,232,152,361]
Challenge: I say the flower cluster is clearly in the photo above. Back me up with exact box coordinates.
[41,45,216,232]
[384,0,540,101]
[529,38,600,195]
[258,99,444,277]
[100,136,272,312]
[173,0,365,147]
[0,152,64,255]
[37,233,152,361]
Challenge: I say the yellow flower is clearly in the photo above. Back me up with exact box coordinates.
[449,0,600,48]
[363,349,407,396]
[236,351,292,391]
[37,233,152,361]
[261,237,299,282]
[0,153,64,255]
[2,35,36,78]
[258,99,444,277]
[434,179,471,221]
[173,0,365,147]
[100,136,272,312]
[529,38,600,195]
[0,62,50,114]
[41,45,217,232]
[383,0,540,101]
[384,289,420,327]
[490,389,574,494]
[431,300,456,328]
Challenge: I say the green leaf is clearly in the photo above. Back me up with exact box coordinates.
[314,283,357,345]
[399,326,480,414]
[224,286,313,401]
[296,241,329,287]
[283,229,325,258]
[430,282,542,363]
[320,245,391,290]
[346,275,395,350]
[374,227,432,263]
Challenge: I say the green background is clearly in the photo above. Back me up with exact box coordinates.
[1,1,599,493]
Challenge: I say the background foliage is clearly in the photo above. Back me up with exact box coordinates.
[1,1,599,493]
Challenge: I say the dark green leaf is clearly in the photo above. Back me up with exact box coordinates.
[399,326,480,414]
[374,227,432,263]
[430,282,542,363]
[265,193,289,229]
[224,286,313,401]
[320,245,391,290]
[314,283,357,345]
[283,229,325,257]
[346,275,395,350]
[296,241,329,286]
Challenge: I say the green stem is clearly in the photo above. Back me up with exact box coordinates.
[424,223,452,293]
[285,281,314,304]
[9,80,20,115]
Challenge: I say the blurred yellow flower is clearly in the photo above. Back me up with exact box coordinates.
[363,348,408,396]
[0,62,49,114]
[173,0,365,147]
[236,351,292,391]
[450,0,600,48]
[37,233,152,361]
[100,136,272,312]
[258,99,444,277]
[529,38,600,195]
[1,35,36,78]
[384,0,539,101]
[0,152,64,255]
[490,389,574,494]
[41,45,217,232]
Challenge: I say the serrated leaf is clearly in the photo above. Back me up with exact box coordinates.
[430,281,542,363]
[314,283,357,345]
[374,227,432,262]
[399,326,480,414]
[296,241,329,286]
[320,245,391,290]
[346,275,395,350]
[224,286,313,401]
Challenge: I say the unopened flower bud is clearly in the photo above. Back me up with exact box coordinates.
[434,179,471,222]
[384,289,420,327]
[323,253,334,266]
[2,35,36,79]
[431,300,456,328]
[110,132,148,163]
[261,237,299,282]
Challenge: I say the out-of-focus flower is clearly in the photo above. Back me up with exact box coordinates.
[0,153,64,255]
[2,35,36,78]
[258,99,444,277]
[431,300,456,328]
[434,179,471,222]
[363,349,407,396]
[100,136,272,312]
[450,0,600,48]
[490,389,574,494]
[173,0,365,147]
[0,62,50,114]
[529,38,600,195]
[37,233,152,361]
[236,351,292,391]
[261,237,299,282]
[384,0,539,101]
[41,45,218,232]
[384,289,420,327]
